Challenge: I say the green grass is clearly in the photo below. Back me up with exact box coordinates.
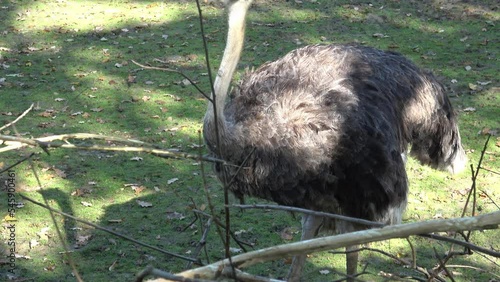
[1,0,499,281]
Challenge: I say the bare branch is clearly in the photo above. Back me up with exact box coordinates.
[131,60,210,101]
[232,204,385,228]
[0,133,226,164]
[0,103,34,131]
[155,211,500,281]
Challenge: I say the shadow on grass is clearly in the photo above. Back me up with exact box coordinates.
[0,0,498,280]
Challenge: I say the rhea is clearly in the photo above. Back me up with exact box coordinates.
[202,0,467,281]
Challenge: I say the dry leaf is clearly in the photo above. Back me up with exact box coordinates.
[463,107,476,112]
[280,227,295,240]
[230,247,242,254]
[166,211,185,220]
[75,235,92,247]
[108,219,123,223]
[36,227,50,239]
[136,200,153,208]
[133,185,146,195]
[319,269,330,275]
[108,260,117,271]
[81,201,92,207]
[130,156,143,161]
[30,239,39,249]
[167,178,179,184]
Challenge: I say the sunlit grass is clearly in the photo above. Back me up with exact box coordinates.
[0,0,498,281]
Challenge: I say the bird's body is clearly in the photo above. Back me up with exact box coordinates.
[206,44,464,226]
[202,1,466,280]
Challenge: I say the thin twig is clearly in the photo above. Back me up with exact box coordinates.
[418,233,500,257]
[194,0,234,272]
[0,133,227,164]
[169,212,499,280]
[0,103,34,131]
[433,247,455,282]
[135,266,213,282]
[330,246,430,278]
[192,209,253,251]
[480,166,500,175]
[19,194,202,264]
[231,204,385,228]
[445,264,500,279]
[131,60,210,101]
[186,218,212,269]
[406,237,417,269]
[0,152,35,174]
[25,150,83,282]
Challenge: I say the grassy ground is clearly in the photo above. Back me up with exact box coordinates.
[0,0,498,281]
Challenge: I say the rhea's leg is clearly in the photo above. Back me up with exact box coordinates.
[287,214,323,282]
[346,244,359,282]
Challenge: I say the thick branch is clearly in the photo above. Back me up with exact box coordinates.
[152,211,499,281]
[0,133,225,164]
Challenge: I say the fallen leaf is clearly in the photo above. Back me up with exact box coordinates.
[37,227,50,238]
[167,178,179,184]
[230,247,242,254]
[130,156,143,161]
[280,227,295,240]
[75,235,92,247]
[136,200,153,208]
[81,201,92,207]
[133,185,146,195]
[29,239,39,249]
[108,260,117,271]
[476,81,491,86]
[319,269,330,275]
[55,98,65,102]
[463,107,476,112]
[127,74,136,84]
[166,211,185,220]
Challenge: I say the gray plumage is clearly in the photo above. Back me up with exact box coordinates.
[203,1,466,280]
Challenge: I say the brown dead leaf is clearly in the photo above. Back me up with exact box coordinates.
[133,185,146,195]
[53,168,66,178]
[108,260,118,271]
[75,234,92,248]
[71,189,85,197]
[127,74,136,84]
[39,111,55,117]
[280,227,295,240]
[38,122,55,128]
